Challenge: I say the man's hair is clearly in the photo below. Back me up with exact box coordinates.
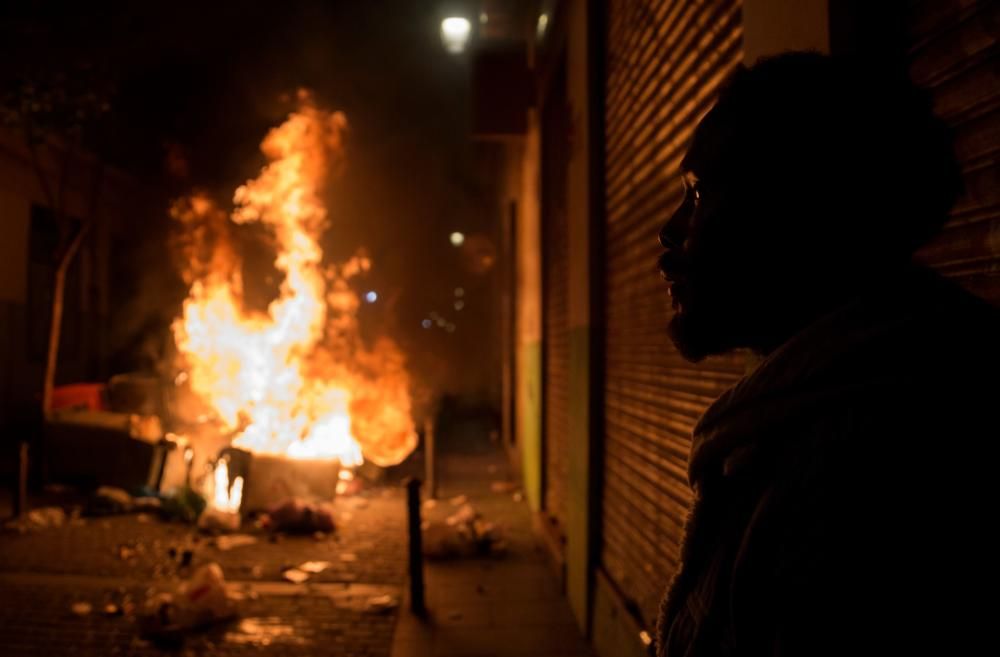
[705,51,961,256]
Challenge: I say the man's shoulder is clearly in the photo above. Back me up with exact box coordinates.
[875,267,1000,377]
[916,267,1000,336]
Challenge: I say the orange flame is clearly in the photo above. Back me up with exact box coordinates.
[208,459,243,513]
[171,93,416,467]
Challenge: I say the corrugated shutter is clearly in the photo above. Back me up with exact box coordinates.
[601,0,744,625]
[908,0,1000,303]
[542,58,570,541]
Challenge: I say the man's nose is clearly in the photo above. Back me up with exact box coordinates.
[659,199,691,250]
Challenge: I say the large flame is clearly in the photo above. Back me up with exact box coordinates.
[171,93,417,467]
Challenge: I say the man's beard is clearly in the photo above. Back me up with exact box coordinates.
[667,309,735,363]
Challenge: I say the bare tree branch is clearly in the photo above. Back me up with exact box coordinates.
[55,135,75,217]
[41,160,104,415]
[22,122,56,211]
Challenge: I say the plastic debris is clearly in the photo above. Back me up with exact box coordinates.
[230,584,260,602]
[298,561,331,574]
[422,502,505,559]
[282,568,310,584]
[490,480,517,493]
[366,594,399,614]
[138,563,237,639]
[118,543,139,561]
[160,487,207,524]
[71,602,93,616]
[263,498,335,534]
[4,507,67,533]
[423,520,475,559]
[446,504,476,527]
[86,486,133,516]
[133,497,163,512]
[214,535,257,551]
[449,494,468,506]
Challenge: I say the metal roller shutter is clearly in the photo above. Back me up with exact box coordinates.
[601,0,745,625]
[908,0,1000,303]
[542,57,570,542]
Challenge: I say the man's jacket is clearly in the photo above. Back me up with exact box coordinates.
[656,266,999,656]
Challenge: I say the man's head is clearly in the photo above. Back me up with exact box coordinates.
[657,52,961,362]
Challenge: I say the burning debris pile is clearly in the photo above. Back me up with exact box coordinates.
[167,92,418,511]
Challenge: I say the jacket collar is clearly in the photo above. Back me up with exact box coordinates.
[687,265,946,486]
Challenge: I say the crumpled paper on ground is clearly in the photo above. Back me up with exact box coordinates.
[137,562,237,640]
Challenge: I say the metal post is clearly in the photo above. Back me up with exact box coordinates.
[15,442,28,517]
[183,446,194,488]
[404,477,426,616]
[423,418,436,500]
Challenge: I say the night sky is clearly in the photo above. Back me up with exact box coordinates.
[2,1,499,404]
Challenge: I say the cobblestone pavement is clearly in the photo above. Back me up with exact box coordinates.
[0,488,407,656]
[392,450,594,657]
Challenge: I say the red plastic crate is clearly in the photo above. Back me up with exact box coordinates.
[51,383,109,412]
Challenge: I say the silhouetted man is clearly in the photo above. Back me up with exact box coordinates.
[656,52,998,656]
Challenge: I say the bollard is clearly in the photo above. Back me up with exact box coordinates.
[183,446,194,488]
[404,477,426,616]
[15,442,28,517]
[423,418,436,500]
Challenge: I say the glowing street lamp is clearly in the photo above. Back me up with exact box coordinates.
[537,13,550,38]
[441,17,472,54]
